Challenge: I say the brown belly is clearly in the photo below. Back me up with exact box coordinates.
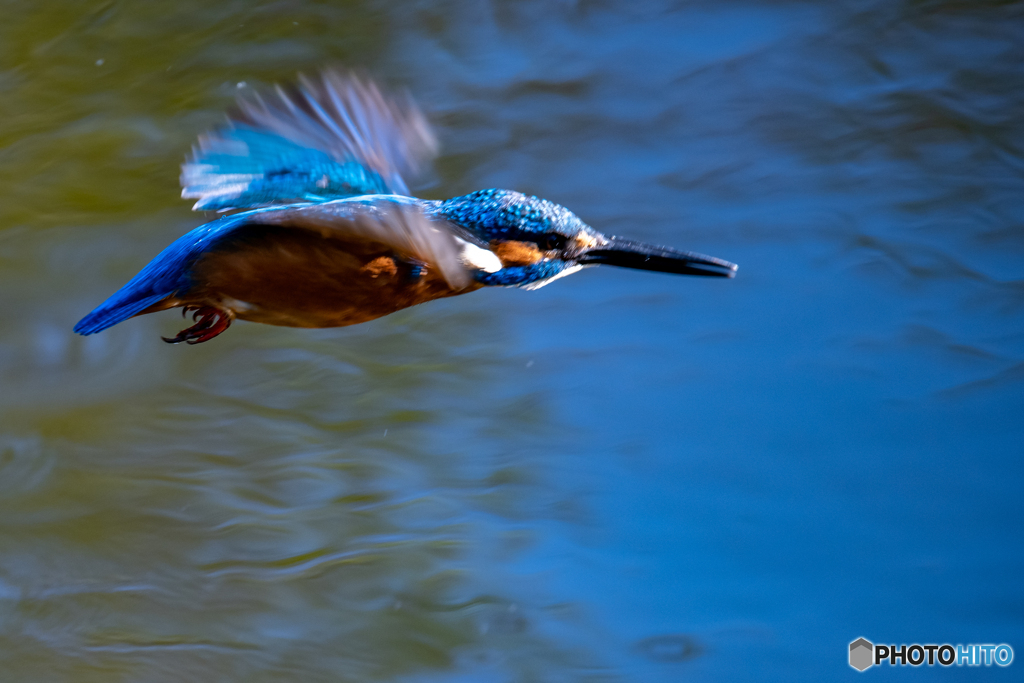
[167,225,480,328]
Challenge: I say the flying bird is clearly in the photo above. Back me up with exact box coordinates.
[74,71,737,344]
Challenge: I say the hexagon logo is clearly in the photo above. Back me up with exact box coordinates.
[849,638,874,671]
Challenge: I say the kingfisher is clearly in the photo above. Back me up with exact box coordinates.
[74,70,737,345]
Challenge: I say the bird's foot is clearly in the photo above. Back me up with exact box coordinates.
[162,305,233,345]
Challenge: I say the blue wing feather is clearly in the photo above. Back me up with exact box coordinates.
[181,127,391,211]
[181,71,438,211]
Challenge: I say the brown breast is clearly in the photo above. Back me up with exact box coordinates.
[183,224,480,328]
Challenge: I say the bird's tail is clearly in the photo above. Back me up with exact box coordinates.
[73,291,169,336]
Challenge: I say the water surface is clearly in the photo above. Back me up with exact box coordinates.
[1,1,1022,680]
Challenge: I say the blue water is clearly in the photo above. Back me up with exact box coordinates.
[0,0,1021,680]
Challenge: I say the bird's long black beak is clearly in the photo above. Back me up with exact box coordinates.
[577,238,738,277]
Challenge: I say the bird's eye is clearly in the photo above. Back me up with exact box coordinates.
[542,234,566,250]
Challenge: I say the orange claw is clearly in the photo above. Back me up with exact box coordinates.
[162,306,233,345]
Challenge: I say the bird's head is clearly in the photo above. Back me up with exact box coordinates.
[435,189,737,288]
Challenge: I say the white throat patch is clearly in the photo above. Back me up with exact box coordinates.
[457,238,503,273]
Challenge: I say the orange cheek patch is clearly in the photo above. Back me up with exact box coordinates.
[360,256,399,279]
[491,240,544,267]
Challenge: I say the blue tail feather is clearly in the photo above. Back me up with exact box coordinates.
[73,210,268,336]
[74,291,172,336]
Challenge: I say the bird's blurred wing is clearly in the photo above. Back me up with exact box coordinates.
[181,71,438,212]
[250,199,475,289]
